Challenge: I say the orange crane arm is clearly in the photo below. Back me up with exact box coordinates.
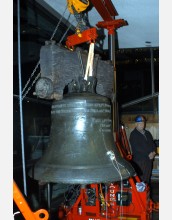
[13,180,49,220]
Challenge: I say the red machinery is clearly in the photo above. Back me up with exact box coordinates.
[58,176,158,220]
[115,124,133,161]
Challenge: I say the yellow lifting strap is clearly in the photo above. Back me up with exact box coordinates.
[67,0,89,14]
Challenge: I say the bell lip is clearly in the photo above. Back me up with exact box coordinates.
[28,165,136,184]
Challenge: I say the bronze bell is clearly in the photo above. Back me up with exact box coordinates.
[29,90,135,184]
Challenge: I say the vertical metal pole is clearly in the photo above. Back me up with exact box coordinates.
[108,29,118,133]
[47,183,51,211]
[150,47,157,113]
[158,94,159,114]
[108,32,115,64]
[150,47,155,94]
[17,0,27,195]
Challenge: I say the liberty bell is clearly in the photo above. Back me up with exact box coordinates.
[29,77,135,184]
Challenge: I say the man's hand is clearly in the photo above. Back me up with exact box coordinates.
[148,151,156,159]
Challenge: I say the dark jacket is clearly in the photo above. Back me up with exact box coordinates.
[129,128,156,162]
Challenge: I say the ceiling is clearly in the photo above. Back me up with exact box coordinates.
[35,0,159,49]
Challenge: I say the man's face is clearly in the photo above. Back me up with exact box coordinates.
[136,121,145,131]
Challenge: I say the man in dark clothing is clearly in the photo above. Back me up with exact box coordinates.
[129,115,156,185]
